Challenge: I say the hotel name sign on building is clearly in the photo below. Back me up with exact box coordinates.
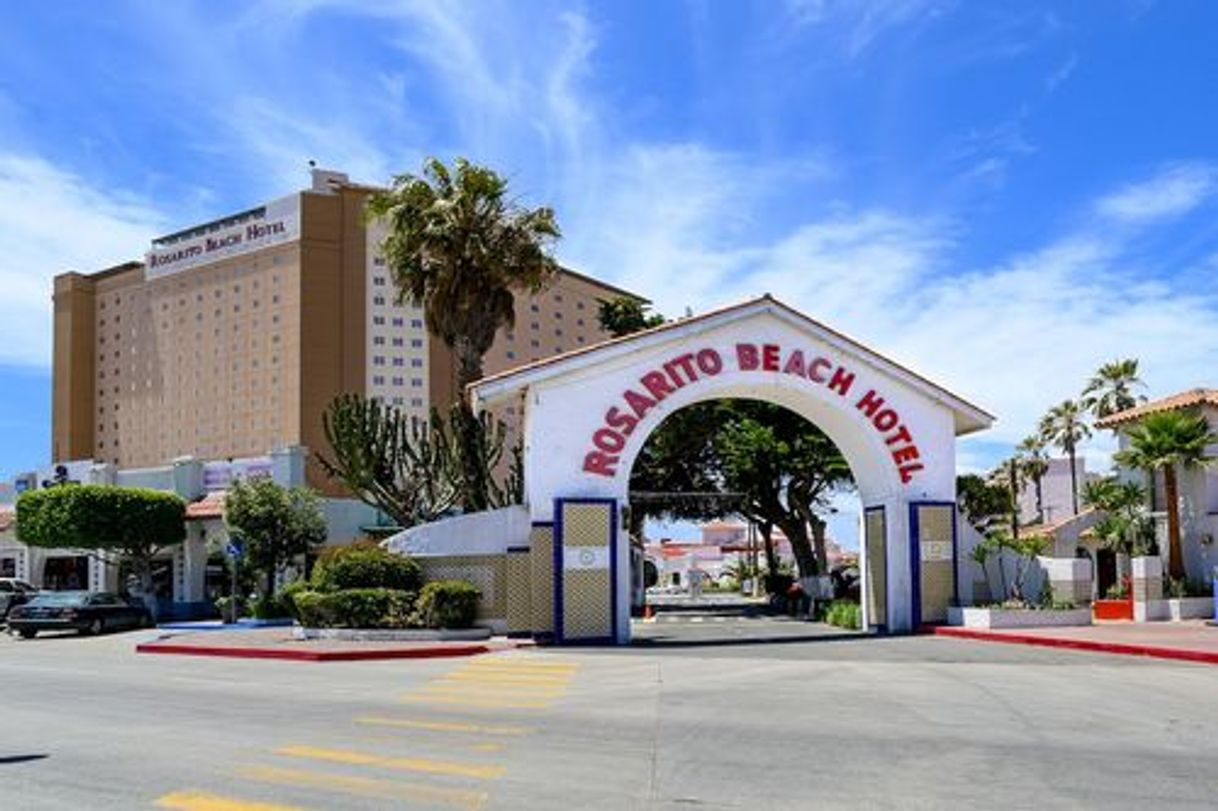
[145,195,300,279]
[582,342,925,484]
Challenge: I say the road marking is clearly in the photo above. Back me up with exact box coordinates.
[421,681,567,697]
[274,745,506,780]
[354,717,534,736]
[236,764,489,811]
[155,790,304,811]
[399,694,551,710]
[441,670,576,685]
[463,660,580,673]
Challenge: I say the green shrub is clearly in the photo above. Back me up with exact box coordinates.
[825,600,861,631]
[292,588,416,628]
[292,590,328,627]
[214,595,244,622]
[311,545,422,592]
[250,594,292,619]
[275,580,312,620]
[416,580,480,629]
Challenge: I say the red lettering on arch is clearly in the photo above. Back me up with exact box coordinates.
[736,343,759,371]
[641,371,674,401]
[583,452,618,477]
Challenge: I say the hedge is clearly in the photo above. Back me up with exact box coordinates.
[17,484,185,552]
[292,588,416,629]
[310,545,422,593]
[416,580,480,629]
[825,600,861,631]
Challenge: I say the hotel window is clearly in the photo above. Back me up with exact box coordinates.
[373,296,386,306]
[374,257,386,267]
[373,356,385,366]
[555,312,563,320]
[373,276,386,287]
[373,375,385,385]
[392,357,404,367]
[392,317,404,327]
[411,378,423,387]
[411,358,423,368]
[392,376,404,386]
[506,351,515,360]
[555,294,564,302]
[576,318,584,326]
[531,339,540,348]
[393,397,404,405]
[530,303,539,312]
[411,319,423,328]
[373,336,385,346]
[411,397,423,407]
[576,301,585,310]
[392,337,403,347]
[373,316,385,325]
[411,338,423,348]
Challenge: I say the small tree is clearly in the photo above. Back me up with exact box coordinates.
[318,395,522,527]
[224,477,327,597]
[597,296,664,338]
[17,485,185,615]
[1114,410,1217,580]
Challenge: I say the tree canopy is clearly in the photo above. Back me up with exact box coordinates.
[224,477,327,593]
[317,395,522,525]
[367,157,561,391]
[17,485,186,555]
[597,297,665,338]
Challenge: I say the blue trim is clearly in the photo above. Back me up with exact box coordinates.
[506,546,531,553]
[553,496,619,645]
[908,500,959,628]
[531,520,555,528]
[552,499,565,643]
[863,504,887,631]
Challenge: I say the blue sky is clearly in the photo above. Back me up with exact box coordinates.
[2,1,1218,537]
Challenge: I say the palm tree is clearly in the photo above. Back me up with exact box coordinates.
[1016,434,1050,524]
[1039,400,1092,517]
[1114,411,1217,580]
[367,157,561,392]
[1082,359,1146,420]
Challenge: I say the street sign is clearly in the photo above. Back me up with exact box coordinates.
[226,539,244,559]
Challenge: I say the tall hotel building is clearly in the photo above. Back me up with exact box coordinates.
[52,169,638,489]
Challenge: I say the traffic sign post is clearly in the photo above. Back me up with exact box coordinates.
[226,536,244,624]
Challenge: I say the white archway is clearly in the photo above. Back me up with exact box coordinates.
[472,296,993,643]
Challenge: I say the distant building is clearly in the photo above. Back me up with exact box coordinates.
[1015,456,1096,525]
[51,168,640,492]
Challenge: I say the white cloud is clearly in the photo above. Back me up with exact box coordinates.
[1095,163,1217,224]
[783,0,944,57]
[0,154,166,366]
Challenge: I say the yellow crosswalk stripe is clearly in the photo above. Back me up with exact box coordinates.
[440,671,577,685]
[419,681,567,697]
[155,790,304,811]
[354,716,534,736]
[399,694,551,710]
[464,660,579,672]
[274,745,506,780]
[236,764,489,811]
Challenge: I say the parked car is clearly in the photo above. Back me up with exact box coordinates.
[0,578,39,620]
[7,591,151,638]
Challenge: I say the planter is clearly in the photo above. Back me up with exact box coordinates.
[947,606,1093,630]
[1093,599,1133,621]
[1167,597,1214,621]
[292,626,491,642]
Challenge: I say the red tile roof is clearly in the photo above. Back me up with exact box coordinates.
[1095,388,1218,428]
[185,492,226,520]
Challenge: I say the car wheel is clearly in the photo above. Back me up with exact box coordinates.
[17,629,36,639]
[86,618,104,636]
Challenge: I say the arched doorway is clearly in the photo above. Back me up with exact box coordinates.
[626,397,864,641]
[471,295,993,643]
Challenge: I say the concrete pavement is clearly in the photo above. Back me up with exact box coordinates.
[2,626,1217,809]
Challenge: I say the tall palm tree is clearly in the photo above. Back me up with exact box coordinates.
[1016,434,1050,524]
[1082,358,1146,420]
[1039,400,1092,517]
[1114,410,1217,580]
[367,157,561,392]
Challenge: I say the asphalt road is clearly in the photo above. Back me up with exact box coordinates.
[2,623,1217,810]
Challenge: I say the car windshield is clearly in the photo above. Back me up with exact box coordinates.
[25,592,89,607]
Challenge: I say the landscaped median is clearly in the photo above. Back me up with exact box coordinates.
[135,626,530,661]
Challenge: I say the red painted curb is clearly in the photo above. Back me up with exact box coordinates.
[933,626,1218,665]
[135,642,493,662]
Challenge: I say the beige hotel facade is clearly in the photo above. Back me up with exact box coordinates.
[52,169,639,491]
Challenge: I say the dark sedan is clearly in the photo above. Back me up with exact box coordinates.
[8,591,151,638]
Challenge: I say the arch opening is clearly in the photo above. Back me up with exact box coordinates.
[623,396,869,643]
